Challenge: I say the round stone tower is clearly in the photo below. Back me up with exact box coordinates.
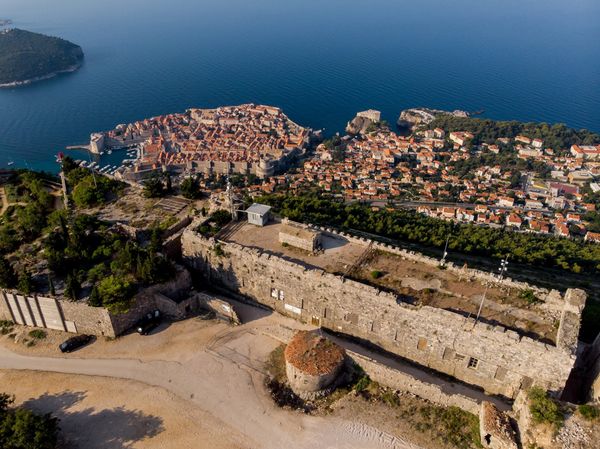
[284,331,346,399]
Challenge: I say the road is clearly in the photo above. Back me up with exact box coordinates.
[0,320,422,449]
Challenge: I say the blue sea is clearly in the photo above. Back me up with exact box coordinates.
[1,0,599,172]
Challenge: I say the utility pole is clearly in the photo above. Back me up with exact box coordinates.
[475,255,509,322]
[497,256,509,283]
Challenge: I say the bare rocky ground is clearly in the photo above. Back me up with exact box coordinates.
[0,317,227,362]
[0,370,249,449]
[0,308,428,449]
[3,305,596,449]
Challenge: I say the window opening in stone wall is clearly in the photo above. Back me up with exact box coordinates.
[468,357,479,369]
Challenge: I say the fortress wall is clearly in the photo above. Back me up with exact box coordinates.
[295,222,560,303]
[348,351,480,415]
[182,230,582,399]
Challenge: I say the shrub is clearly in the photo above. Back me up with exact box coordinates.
[17,270,34,295]
[353,375,371,393]
[0,320,14,335]
[520,289,540,305]
[381,390,400,407]
[213,244,224,257]
[96,275,135,314]
[28,329,47,340]
[528,387,564,427]
[438,406,481,449]
[370,270,383,279]
[211,210,232,227]
[578,404,599,420]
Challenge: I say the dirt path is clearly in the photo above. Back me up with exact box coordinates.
[0,317,422,449]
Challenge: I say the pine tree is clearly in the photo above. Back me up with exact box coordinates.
[17,270,33,294]
[88,285,101,307]
[64,273,81,300]
[0,256,17,289]
[47,274,55,296]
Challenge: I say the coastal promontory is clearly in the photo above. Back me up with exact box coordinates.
[0,28,84,87]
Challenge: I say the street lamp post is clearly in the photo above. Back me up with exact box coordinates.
[440,233,450,267]
[475,256,509,322]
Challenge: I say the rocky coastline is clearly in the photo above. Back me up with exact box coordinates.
[0,62,83,88]
[397,107,471,131]
[0,28,84,87]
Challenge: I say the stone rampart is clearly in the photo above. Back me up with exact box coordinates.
[349,351,480,414]
[302,222,558,302]
[181,228,585,399]
[588,333,600,403]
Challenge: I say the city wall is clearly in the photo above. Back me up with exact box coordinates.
[350,351,480,415]
[586,333,600,403]
[181,228,585,399]
[298,221,563,305]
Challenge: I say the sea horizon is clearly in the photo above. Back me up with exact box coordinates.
[1,0,599,172]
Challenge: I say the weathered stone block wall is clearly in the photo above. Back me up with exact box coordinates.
[479,402,518,449]
[348,351,480,414]
[286,361,341,397]
[279,232,317,253]
[1,290,117,337]
[588,333,600,403]
[181,229,583,399]
[194,292,241,324]
[261,317,481,413]
[110,267,193,335]
[556,289,587,355]
[59,299,115,337]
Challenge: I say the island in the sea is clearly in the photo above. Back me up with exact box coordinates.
[0,28,84,87]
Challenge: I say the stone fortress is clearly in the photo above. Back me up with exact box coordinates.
[182,213,588,401]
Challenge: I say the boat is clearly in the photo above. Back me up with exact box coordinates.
[7,161,14,166]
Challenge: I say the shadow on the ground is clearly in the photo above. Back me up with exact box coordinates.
[23,391,165,449]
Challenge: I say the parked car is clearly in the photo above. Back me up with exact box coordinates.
[136,310,162,335]
[59,334,94,353]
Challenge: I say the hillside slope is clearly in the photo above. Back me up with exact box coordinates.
[0,28,84,86]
